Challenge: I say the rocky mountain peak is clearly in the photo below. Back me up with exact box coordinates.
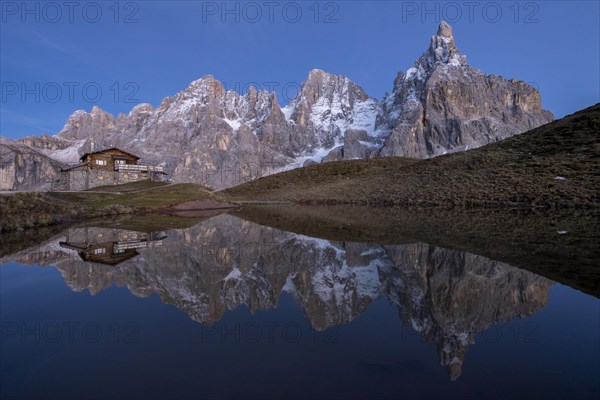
[188,74,216,86]
[303,69,369,100]
[306,68,327,81]
[417,21,466,75]
[437,20,453,38]
[128,103,153,116]
[286,69,376,136]
[91,105,102,114]
[377,21,552,159]
[267,92,282,113]
[247,84,258,96]
[185,75,225,100]
[58,106,115,141]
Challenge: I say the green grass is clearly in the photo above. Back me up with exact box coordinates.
[85,180,215,194]
[52,183,225,210]
[1,182,231,232]
[84,180,170,193]
[0,192,85,232]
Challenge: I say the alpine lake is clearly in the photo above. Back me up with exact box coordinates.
[1,206,599,399]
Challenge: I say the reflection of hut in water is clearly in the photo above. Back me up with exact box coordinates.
[59,227,166,266]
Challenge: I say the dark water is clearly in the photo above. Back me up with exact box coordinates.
[1,213,599,399]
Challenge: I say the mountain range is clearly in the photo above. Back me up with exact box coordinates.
[0,21,553,190]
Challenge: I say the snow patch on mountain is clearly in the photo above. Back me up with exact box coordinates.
[224,266,243,281]
[281,104,294,122]
[351,99,379,135]
[223,118,241,131]
[284,143,341,170]
[43,139,85,163]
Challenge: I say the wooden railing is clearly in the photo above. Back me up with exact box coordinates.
[113,240,164,252]
[114,164,164,172]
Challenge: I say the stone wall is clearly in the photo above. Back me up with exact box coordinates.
[65,169,161,190]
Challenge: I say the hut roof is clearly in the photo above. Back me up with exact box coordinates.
[79,147,140,162]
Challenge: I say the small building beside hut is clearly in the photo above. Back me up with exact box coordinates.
[60,147,165,191]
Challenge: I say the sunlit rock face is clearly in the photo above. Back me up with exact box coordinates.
[10,21,551,190]
[3,214,552,379]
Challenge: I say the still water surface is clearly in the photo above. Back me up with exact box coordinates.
[1,213,599,399]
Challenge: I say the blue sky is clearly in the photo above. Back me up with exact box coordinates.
[1,0,599,139]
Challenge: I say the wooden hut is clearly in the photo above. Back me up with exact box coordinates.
[60,147,165,190]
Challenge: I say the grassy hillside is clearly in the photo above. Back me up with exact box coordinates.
[223,104,600,208]
[0,181,234,232]
[53,182,228,210]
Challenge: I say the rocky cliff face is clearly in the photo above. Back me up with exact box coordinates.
[0,137,65,190]
[376,21,553,158]
[3,214,552,380]
[8,21,552,190]
[283,69,379,156]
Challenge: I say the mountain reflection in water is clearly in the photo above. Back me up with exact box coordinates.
[3,214,553,381]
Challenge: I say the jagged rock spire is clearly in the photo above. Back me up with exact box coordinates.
[426,20,465,67]
[437,20,453,38]
[377,20,553,159]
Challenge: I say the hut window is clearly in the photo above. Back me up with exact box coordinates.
[94,248,106,255]
[95,160,107,166]
[115,159,126,165]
